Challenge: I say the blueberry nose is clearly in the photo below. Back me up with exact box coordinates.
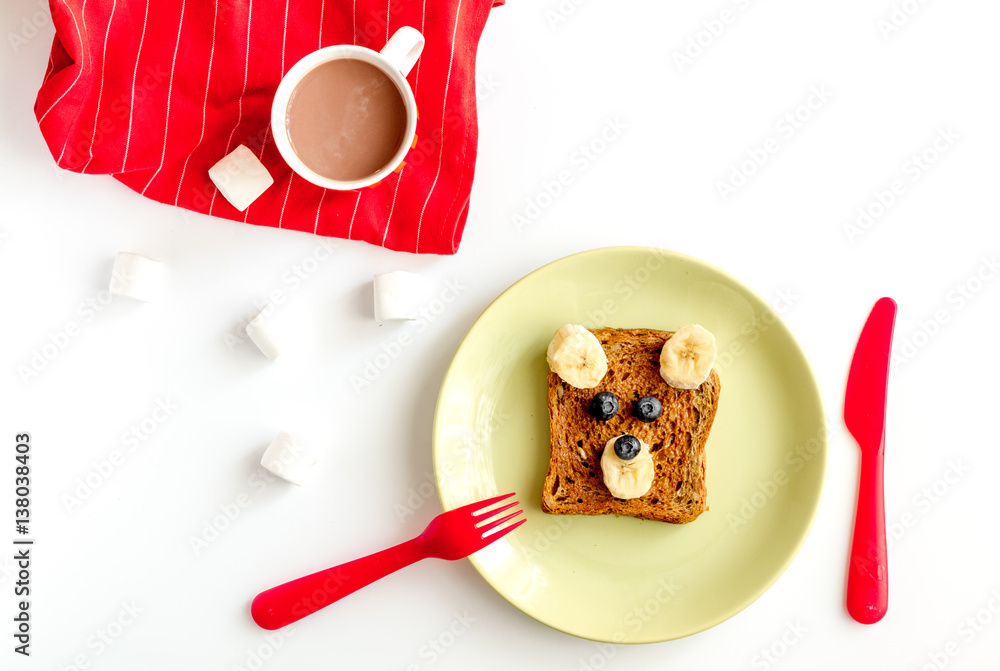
[614,434,641,460]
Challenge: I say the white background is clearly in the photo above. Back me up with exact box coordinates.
[2,0,1000,669]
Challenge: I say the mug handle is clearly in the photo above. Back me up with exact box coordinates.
[380,27,424,77]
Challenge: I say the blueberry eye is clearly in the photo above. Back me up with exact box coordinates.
[614,435,641,460]
[634,396,662,422]
[588,392,619,421]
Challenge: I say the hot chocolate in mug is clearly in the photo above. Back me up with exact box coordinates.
[271,27,424,190]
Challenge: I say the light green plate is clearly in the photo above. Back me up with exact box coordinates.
[432,247,827,643]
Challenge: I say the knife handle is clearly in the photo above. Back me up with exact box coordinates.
[847,440,887,624]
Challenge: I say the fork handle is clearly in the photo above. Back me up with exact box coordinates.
[847,442,887,624]
[251,538,426,630]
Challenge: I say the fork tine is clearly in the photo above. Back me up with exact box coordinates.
[466,492,517,516]
[480,509,523,534]
[473,500,519,523]
[481,514,526,539]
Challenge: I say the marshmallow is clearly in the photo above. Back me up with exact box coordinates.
[110,252,164,302]
[260,432,319,486]
[208,145,274,211]
[245,305,283,361]
[374,271,425,321]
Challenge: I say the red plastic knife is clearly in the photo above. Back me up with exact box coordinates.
[844,297,897,624]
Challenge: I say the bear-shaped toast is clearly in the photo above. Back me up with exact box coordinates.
[543,327,721,523]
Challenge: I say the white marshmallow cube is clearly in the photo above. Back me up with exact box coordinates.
[245,305,283,361]
[110,252,163,302]
[209,145,274,211]
[260,432,319,486]
[374,271,425,321]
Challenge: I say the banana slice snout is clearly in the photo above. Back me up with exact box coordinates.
[546,324,608,389]
[600,434,655,499]
[659,324,717,390]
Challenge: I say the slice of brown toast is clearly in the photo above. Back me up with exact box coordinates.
[542,328,721,523]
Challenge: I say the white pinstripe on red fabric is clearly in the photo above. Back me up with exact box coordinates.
[346,0,362,237]
[347,191,362,239]
[244,123,271,222]
[174,0,217,206]
[277,176,294,229]
[120,0,150,172]
[380,0,426,247]
[311,1,328,231]
[281,0,290,72]
[37,0,86,127]
[141,0,186,195]
[415,0,463,253]
[210,0,254,215]
[77,0,89,40]
[414,0,426,91]
[378,0,398,245]
[276,0,294,228]
[313,189,326,234]
[79,0,118,173]
[318,0,325,48]
[57,0,89,164]
[247,0,288,223]
[381,171,403,245]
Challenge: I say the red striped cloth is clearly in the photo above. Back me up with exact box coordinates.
[35,0,502,254]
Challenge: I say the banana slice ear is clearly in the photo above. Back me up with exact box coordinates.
[659,324,717,389]
[546,324,609,389]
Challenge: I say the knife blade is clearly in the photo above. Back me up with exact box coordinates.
[844,296,896,624]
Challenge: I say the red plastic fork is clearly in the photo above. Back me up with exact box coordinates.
[251,493,524,630]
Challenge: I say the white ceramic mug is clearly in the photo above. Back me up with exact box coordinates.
[271,27,424,190]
